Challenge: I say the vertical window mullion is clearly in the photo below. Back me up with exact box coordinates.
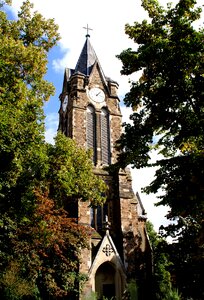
[101,108,110,165]
[87,105,96,164]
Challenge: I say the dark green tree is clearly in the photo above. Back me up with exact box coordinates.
[0,192,90,299]
[159,216,204,300]
[47,133,106,208]
[0,1,106,298]
[147,222,180,300]
[116,0,204,298]
[0,0,60,212]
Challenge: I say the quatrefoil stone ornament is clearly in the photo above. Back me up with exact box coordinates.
[103,244,113,256]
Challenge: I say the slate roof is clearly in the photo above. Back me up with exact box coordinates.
[63,36,118,89]
[75,36,98,76]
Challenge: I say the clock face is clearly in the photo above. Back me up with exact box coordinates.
[88,87,105,103]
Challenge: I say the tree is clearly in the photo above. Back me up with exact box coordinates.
[116,0,204,298]
[47,133,106,208]
[0,192,90,299]
[0,2,106,298]
[0,133,106,299]
[159,216,204,300]
[146,222,181,300]
[0,0,60,212]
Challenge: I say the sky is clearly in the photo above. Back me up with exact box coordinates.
[7,0,204,232]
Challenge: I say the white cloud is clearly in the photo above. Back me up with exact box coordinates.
[44,112,58,144]
[131,164,171,232]
[9,0,203,231]
[10,0,203,98]
[121,106,134,125]
[10,0,146,97]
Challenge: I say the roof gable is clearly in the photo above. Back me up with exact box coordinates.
[88,61,107,88]
[89,229,126,277]
[75,37,96,76]
[74,37,107,82]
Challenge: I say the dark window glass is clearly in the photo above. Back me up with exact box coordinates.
[90,203,108,231]
[101,108,110,165]
[87,105,97,164]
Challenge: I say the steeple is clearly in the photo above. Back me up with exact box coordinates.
[62,32,118,94]
[72,32,108,88]
[58,32,152,300]
[74,35,98,76]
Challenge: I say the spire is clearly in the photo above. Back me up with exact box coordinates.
[74,35,97,76]
[73,29,108,86]
[63,33,118,93]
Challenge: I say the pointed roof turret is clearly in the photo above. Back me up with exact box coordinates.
[63,29,119,92]
[61,34,108,90]
[74,35,98,76]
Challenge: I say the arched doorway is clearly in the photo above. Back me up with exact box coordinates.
[95,262,116,299]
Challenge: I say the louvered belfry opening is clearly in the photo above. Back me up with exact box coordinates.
[86,105,97,164]
[101,107,110,165]
[86,105,111,166]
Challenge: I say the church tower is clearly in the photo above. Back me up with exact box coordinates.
[58,31,152,300]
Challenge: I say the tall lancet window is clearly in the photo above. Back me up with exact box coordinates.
[90,203,108,231]
[86,105,97,164]
[101,107,111,165]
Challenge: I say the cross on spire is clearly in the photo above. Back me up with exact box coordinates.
[83,24,93,38]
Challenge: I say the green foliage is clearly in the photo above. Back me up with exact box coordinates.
[47,133,107,207]
[117,1,204,298]
[0,0,60,211]
[117,0,204,167]
[83,291,98,300]
[0,195,90,299]
[160,216,204,300]
[127,279,138,300]
[0,260,36,299]
[83,291,115,300]
[146,222,181,300]
[166,289,181,300]
[0,0,11,7]
[0,1,106,299]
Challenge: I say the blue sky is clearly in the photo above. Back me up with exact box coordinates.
[6,0,204,232]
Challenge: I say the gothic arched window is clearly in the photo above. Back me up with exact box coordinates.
[90,203,108,231]
[101,107,110,165]
[86,105,97,164]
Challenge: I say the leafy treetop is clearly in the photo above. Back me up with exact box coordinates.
[117,2,204,297]
[116,0,204,218]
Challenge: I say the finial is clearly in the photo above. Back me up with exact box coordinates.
[104,215,111,233]
[83,24,93,38]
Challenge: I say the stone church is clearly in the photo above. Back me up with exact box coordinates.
[58,32,152,299]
